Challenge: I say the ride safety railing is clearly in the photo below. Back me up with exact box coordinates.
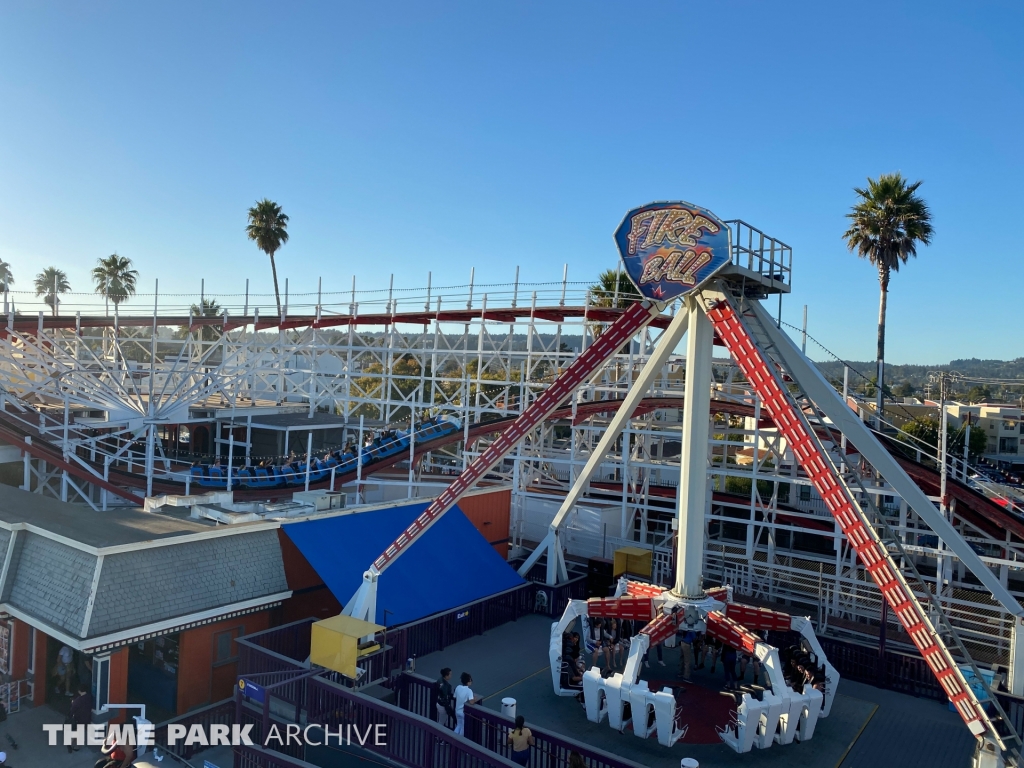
[153,697,237,763]
[234,745,322,768]
[306,674,518,768]
[395,672,648,768]
[237,577,586,690]
[817,633,1024,734]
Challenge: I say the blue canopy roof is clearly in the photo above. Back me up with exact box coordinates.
[281,501,524,626]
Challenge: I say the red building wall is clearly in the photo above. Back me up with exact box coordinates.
[176,610,271,714]
[108,648,129,722]
[10,620,31,681]
[30,630,47,707]
[459,488,512,558]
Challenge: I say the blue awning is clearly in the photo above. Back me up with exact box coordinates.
[281,501,524,626]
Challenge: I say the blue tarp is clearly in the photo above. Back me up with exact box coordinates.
[281,502,524,626]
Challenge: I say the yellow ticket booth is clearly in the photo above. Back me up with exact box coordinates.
[613,546,653,579]
[310,615,385,679]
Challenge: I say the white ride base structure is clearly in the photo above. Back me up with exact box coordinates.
[550,578,836,753]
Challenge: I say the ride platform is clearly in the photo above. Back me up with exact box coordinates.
[408,612,973,768]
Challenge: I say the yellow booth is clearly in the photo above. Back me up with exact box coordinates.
[613,546,652,579]
[310,615,385,679]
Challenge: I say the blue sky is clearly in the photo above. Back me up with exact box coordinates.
[0,1,1020,364]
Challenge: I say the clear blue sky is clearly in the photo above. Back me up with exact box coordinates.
[0,1,1020,364]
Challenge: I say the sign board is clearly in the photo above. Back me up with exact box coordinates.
[238,678,265,704]
[455,610,470,621]
[614,201,731,302]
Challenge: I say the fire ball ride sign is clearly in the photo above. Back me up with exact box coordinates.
[614,201,731,302]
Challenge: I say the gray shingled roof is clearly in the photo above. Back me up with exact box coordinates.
[88,530,288,637]
[4,533,97,636]
[0,488,291,647]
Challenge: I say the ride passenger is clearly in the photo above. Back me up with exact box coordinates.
[605,618,621,669]
[589,617,605,670]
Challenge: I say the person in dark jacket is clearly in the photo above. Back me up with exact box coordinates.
[434,668,455,728]
[67,685,93,753]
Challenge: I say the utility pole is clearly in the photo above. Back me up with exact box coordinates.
[801,304,808,354]
[963,413,971,482]
[938,372,951,592]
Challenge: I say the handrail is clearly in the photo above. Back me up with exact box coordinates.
[397,672,649,768]
[307,674,519,768]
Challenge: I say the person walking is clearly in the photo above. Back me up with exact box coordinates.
[434,668,455,729]
[506,715,535,766]
[453,672,479,736]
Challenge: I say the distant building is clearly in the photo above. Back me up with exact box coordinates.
[947,404,1024,466]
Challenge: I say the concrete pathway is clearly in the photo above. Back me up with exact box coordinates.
[0,703,101,768]
[412,612,979,768]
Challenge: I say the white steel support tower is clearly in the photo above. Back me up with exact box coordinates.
[676,296,714,598]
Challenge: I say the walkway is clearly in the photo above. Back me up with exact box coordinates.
[411,612,976,768]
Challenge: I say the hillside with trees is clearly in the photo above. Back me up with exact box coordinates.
[814,358,1024,403]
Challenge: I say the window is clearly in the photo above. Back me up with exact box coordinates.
[799,486,811,501]
[213,627,244,665]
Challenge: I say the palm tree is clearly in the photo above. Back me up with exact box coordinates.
[0,260,13,293]
[589,268,642,307]
[843,173,933,427]
[178,298,223,341]
[34,267,71,316]
[246,199,289,317]
[91,253,139,315]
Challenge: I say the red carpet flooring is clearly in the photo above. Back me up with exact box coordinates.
[642,677,738,743]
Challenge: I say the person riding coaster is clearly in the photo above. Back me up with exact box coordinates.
[189,414,463,488]
[548,577,838,753]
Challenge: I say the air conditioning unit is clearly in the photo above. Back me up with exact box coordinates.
[292,490,346,512]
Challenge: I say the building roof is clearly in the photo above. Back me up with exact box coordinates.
[243,411,350,430]
[0,487,213,548]
[282,500,525,626]
[0,487,290,651]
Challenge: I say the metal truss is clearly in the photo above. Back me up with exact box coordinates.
[0,277,1022,682]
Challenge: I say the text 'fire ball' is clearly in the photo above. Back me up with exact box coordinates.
[614,201,731,301]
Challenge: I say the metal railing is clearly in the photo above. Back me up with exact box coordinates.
[237,577,587,690]
[234,745,321,768]
[154,697,237,763]
[396,672,648,768]
[306,674,518,768]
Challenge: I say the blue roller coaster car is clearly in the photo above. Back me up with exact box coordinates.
[189,415,461,489]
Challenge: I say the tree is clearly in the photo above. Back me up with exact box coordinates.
[843,173,933,427]
[34,267,71,316]
[177,298,223,341]
[589,268,641,307]
[894,380,917,398]
[91,253,139,314]
[966,385,992,404]
[246,199,289,317]
[903,417,988,460]
[0,260,13,293]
